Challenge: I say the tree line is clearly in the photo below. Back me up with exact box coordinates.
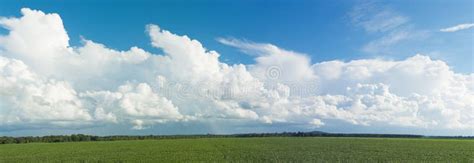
[1,131,472,144]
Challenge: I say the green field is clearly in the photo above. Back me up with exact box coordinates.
[0,137,473,162]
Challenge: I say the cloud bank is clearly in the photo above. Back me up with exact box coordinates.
[0,9,472,134]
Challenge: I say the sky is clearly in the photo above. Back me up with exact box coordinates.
[0,0,472,136]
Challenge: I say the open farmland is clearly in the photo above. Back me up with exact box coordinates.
[0,137,472,162]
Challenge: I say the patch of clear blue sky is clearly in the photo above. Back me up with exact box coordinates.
[0,0,472,72]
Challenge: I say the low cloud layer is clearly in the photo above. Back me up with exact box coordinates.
[0,9,472,134]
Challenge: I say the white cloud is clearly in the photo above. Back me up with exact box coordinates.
[309,119,324,128]
[0,8,472,134]
[349,1,428,55]
[0,56,92,129]
[81,83,186,127]
[0,8,72,76]
[217,38,316,83]
[221,39,474,130]
[349,1,408,33]
[362,30,410,54]
[147,25,223,84]
[440,23,474,32]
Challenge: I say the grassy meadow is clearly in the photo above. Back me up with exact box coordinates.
[0,137,472,162]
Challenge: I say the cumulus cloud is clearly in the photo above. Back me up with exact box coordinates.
[80,83,188,129]
[0,8,472,134]
[217,38,315,83]
[0,56,92,129]
[218,38,473,130]
[440,23,474,32]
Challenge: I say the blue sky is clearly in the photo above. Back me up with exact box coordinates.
[1,0,472,72]
[0,0,473,136]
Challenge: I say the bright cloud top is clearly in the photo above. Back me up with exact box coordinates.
[0,9,472,133]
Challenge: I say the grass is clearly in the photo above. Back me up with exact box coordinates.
[0,137,473,162]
